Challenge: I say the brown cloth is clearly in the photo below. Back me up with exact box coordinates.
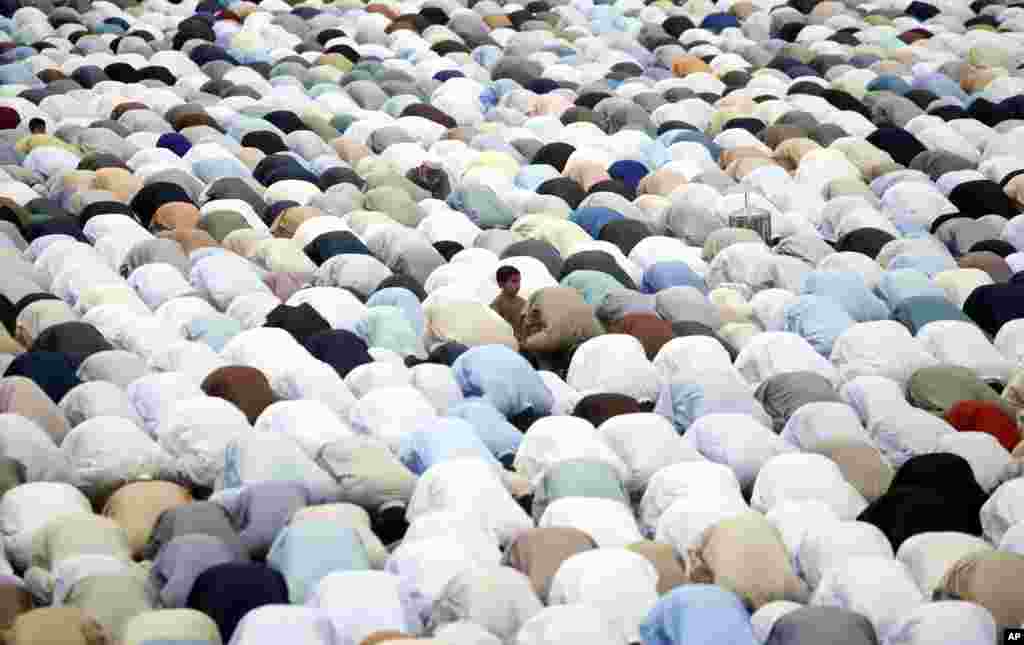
[572,392,645,427]
[626,541,688,595]
[4,608,108,645]
[157,230,219,255]
[200,366,276,425]
[0,582,32,630]
[604,313,674,360]
[563,159,611,192]
[360,632,416,645]
[688,513,808,611]
[806,439,893,502]
[638,168,687,196]
[939,550,1024,631]
[151,202,201,232]
[671,56,712,77]
[270,206,321,239]
[958,251,1012,284]
[490,294,526,341]
[502,527,597,602]
[102,481,193,560]
[331,138,372,165]
[0,376,71,444]
[520,287,603,354]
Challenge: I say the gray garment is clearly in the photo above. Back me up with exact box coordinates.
[935,218,1004,256]
[75,351,149,389]
[655,286,722,329]
[388,237,446,287]
[766,606,879,645]
[909,150,976,181]
[141,501,245,562]
[210,481,339,560]
[864,93,923,129]
[595,289,656,324]
[753,371,842,432]
[120,238,190,277]
[150,534,248,608]
[0,221,26,250]
[774,234,835,266]
[346,81,389,110]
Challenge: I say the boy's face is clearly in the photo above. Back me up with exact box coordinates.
[501,274,521,296]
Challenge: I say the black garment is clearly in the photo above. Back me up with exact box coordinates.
[3,351,81,404]
[560,250,637,290]
[405,163,451,200]
[531,143,575,172]
[836,227,896,259]
[130,182,194,227]
[598,219,651,257]
[573,393,643,427]
[432,240,463,262]
[187,563,289,642]
[866,127,927,166]
[304,231,370,265]
[28,322,113,365]
[370,504,409,545]
[500,240,563,279]
[948,180,1017,220]
[963,282,1024,336]
[263,303,331,346]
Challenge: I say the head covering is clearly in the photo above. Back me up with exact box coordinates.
[186,562,289,641]
[639,585,758,645]
[766,606,879,645]
[200,366,276,425]
[4,352,81,404]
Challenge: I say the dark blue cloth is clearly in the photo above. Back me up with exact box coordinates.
[302,330,373,378]
[569,207,625,238]
[4,351,82,404]
[700,13,740,33]
[186,562,289,642]
[608,160,649,193]
[963,282,1024,337]
[304,231,371,265]
[157,132,192,157]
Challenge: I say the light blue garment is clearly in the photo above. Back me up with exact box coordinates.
[192,157,253,183]
[876,268,947,308]
[570,207,625,238]
[657,130,722,162]
[640,585,757,645]
[353,306,421,357]
[516,164,560,191]
[453,345,554,418]
[800,270,889,322]
[266,520,370,604]
[0,61,37,85]
[560,270,626,307]
[446,397,523,460]
[397,417,498,475]
[641,262,707,295]
[186,314,243,352]
[782,295,855,357]
[366,287,425,338]
[654,369,767,433]
[887,254,956,278]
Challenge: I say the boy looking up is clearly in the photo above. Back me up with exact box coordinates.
[491,265,526,339]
